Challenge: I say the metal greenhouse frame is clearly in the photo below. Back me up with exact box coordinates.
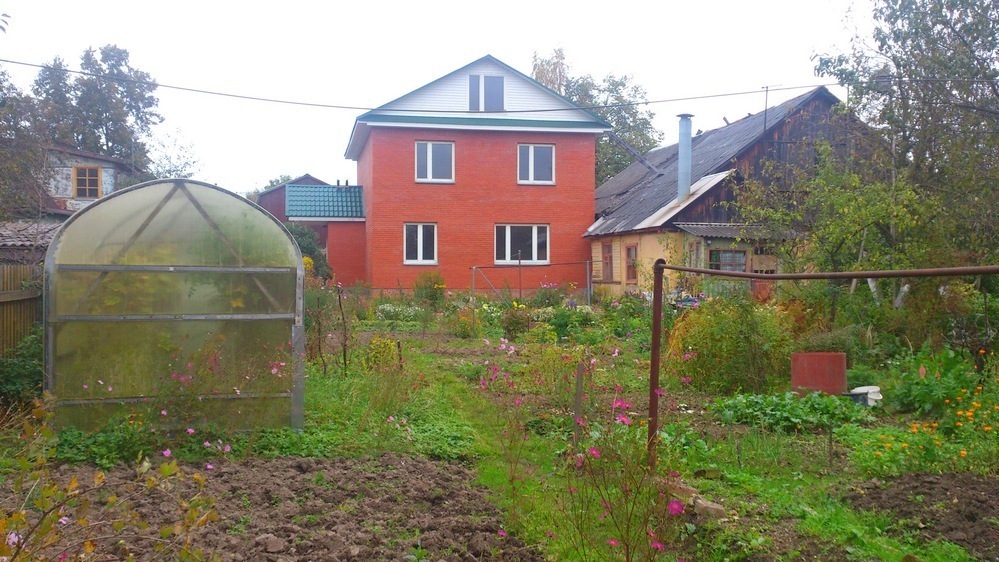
[44,179,305,430]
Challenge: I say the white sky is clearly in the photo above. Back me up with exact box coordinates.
[1,0,871,194]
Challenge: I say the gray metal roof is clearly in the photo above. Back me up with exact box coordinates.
[0,221,60,248]
[673,223,765,239]
[589,86,838,237]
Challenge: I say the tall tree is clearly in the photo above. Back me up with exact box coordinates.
[32,45,162,170]
[532,50,663,185]
[814,0,999,264]
[0,71,49,220]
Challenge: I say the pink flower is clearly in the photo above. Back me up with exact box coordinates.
[205,463,214,470]
[499,343,506,350]
[668,499,684,516]
[654,388,666,396]
[160,410,167,416]
[204,441,212,447]
[223,444,231,453]
[574,416,586,427]
[616,414,632,425]
[497,529,508,537]
[588,447,601,458]
[82,384,88,389]
[58,516,71,525]
[483,339,490,346]
[186,428,195,434]
[651,541,665,550]
[607,538,619,547]
[612,348,619,357]
[162,449,171,457]
[681,377,692,385]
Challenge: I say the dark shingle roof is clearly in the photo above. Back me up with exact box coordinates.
[674,223,763,239]
[285,184,364,219]
[0,222,60,248]
[589,87,838,237]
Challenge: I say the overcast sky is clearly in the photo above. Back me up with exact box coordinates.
[1,0,871,194]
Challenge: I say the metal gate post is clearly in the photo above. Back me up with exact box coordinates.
[647,258,666,469]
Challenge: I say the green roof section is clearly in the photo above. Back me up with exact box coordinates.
[285,184,364,219]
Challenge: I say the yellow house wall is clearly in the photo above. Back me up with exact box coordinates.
[591,232,776,296]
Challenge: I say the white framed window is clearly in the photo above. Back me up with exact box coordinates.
[404,223,437,264]
[709,249,747,272]
[495,224,549,264]
[469,74,504,112]
[415,142,454,182]
[518,144,555,184]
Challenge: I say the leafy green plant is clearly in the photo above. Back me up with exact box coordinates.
[713,392,875,433]
[886,346,979,416]
[500,303,532,341]
[413,271,447,311]
[0,325,43,405]
[668,295,793,393]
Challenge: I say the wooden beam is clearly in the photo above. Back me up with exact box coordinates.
[0,289,41,303]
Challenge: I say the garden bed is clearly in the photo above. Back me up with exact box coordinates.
[43,453,542,561]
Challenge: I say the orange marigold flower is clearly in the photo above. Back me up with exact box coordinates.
[985,426,993,432]
[956,422,963,427]
[960,450,967,457]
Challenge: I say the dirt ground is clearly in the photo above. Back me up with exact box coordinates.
[846,472,999,561]
[42,453,542,561]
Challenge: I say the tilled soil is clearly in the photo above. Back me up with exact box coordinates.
[846,472,999,561]
[44,453,543,561]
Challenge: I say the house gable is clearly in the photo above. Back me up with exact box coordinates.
[345,55,611,160]
[45,146,141,212]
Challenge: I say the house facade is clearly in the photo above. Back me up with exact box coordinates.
[344,55,611,291]
[586,87,843,294]
[45,145,140,212]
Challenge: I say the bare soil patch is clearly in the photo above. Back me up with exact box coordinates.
[46,453,542,561]
[846,472,999,561]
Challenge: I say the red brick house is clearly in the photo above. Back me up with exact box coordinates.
[343,55,612,291]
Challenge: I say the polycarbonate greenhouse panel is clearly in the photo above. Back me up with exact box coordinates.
[45,180,304,431]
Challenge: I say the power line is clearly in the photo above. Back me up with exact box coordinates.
[0,56,995,116]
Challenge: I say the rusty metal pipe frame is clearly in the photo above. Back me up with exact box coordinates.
[645,262,999,469]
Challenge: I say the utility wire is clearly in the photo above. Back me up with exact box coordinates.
[1,56,996,116]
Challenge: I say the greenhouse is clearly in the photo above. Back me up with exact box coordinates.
[44,179,304,431]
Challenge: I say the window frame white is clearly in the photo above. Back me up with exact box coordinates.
[469,74,504,112]
[494,224,550,265]
[517,144,556,185]
[403,222,438,265]
[414,141,455,183]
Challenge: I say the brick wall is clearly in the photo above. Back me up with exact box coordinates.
[359,127,597,291]
[326,222,366,286]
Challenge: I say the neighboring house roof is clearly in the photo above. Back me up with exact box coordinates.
[256,173,329,199]
[588,86,839,237]
[345,54,613,160]
[46,144,143,175]
[285,184,365,220]
[673,222,767,239]
[0,221,60,263]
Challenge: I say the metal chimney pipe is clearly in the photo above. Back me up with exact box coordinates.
[677,114,693,201]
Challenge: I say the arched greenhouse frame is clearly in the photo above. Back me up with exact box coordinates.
[44,179,305,431]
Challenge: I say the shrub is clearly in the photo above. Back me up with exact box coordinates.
[284,222,330,278]
[548,306,596,340]
[413,271,447,311]
[668,295,793,394]
[500,303,531,341]
[886,346,979,416]
[530,282,567,308]
[0,325,43,405]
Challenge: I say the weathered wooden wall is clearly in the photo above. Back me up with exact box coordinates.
[0,265,42,356]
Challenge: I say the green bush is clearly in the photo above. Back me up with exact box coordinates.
[284,222,330,279]
[886,346,979,416]
[530,282,567,308]
[548,305,595,340]
[668,296,793,393]
[0,325,43,405]
[500,304,531,341]
[413,271,447,311]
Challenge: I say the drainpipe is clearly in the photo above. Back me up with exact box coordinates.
[677,114,693,201]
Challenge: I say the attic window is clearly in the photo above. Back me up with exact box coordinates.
[74,166,101,198]
[469,75,504,112]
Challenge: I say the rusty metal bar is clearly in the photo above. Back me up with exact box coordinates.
[653,263,999,280]
[647,258,666,469]
[646,261,999,469]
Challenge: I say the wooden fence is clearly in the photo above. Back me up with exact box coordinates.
[1,264,42,356]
